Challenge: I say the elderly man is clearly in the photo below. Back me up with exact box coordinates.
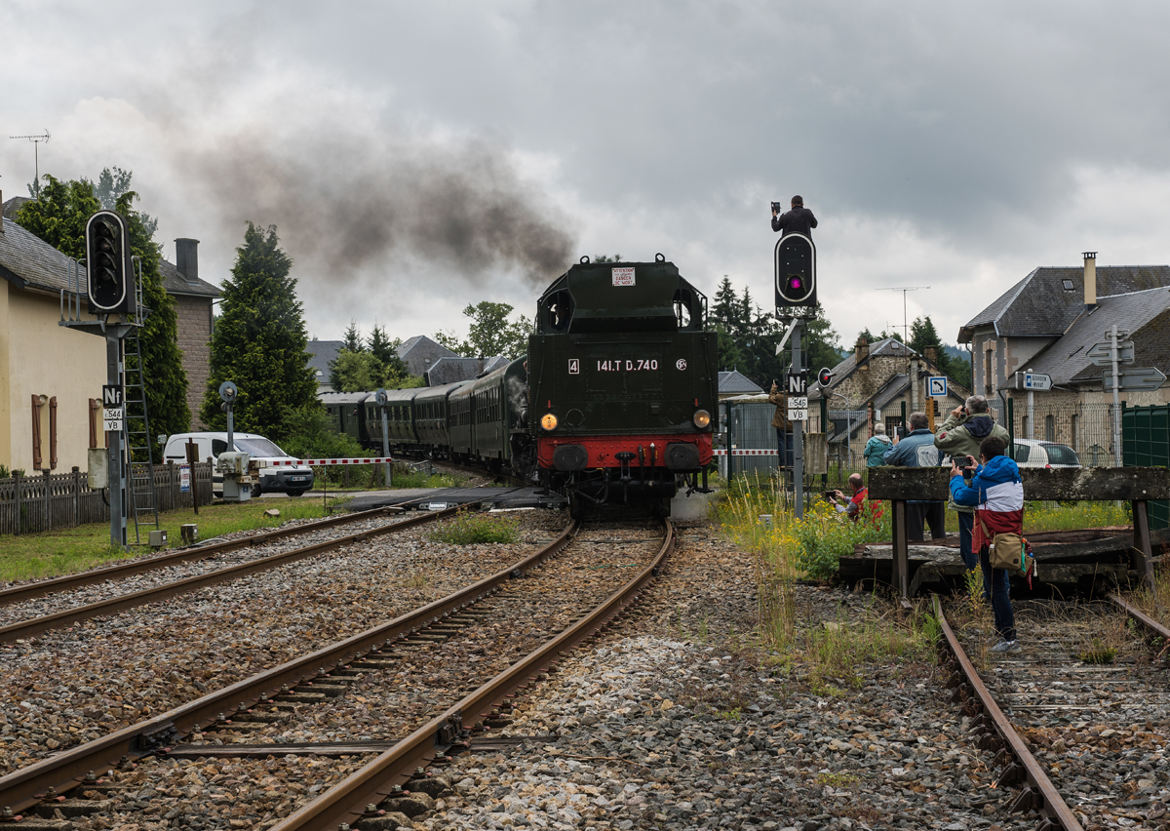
[884,411,946,541]
[935,395,1010,571]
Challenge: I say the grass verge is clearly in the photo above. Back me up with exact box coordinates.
[0,497,353,583]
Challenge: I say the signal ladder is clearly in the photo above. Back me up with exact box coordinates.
[122,262,159,543]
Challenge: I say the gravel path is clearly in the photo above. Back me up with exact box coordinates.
[416,524,1042,831]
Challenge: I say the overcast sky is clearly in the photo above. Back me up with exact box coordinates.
[4,1,1168,355]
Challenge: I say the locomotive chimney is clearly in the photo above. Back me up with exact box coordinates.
[175,238,200,283]
[1083,251,1097,308]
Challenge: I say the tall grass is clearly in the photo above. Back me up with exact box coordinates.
[717,472,933,688]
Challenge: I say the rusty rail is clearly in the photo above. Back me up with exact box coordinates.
[0,517,577,815]
[1107,592,1170,642]
[931,595,1085,831]
[267,520,674,831]
[0,505,403,606]
[0,507,462,644]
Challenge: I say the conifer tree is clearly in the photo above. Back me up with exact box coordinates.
[201,223,316,440]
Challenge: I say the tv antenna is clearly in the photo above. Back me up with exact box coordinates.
[9,130,51,194]
[875,285,930,342]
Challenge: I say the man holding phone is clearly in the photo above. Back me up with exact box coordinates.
[934,395,1010,572]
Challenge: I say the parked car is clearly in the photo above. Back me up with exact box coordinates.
[162,432,315,497]
[1011,438,1082,468]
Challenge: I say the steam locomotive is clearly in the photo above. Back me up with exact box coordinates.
[321,255,718,511]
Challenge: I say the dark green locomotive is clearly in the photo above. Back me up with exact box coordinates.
[526,255,718,504]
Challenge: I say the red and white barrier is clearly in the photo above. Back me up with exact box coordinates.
[712,449,778,456]
[268,457,393,466]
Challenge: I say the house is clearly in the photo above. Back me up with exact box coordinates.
[717,370,763,399]
[398,335,458,377]
[158,239,220,429]
[306,339,343,393]
[0,192,105,473]
[958,253,1170,463]
[1,193,221,469]
[425,356,509,386]
[807,337,969,462]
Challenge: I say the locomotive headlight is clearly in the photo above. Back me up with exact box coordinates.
[540,412,558,431]
[693,409,711,429]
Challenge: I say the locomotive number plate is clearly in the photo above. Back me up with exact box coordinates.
[596,359,659,372]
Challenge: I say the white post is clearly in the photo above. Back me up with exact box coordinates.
[1110,325,1123,464]
[1027,367,1035,440]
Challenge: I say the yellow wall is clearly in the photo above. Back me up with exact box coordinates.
[3,288,106,473]
[0,283,9,465]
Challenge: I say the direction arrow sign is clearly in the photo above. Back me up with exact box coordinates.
[1102,366,1167,392]
[1022,372,1052,391]
[1105,328,1130,340]
[1086,340,1134,366]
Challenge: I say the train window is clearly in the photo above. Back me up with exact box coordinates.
[541,289,574,332]
[674,287,706,331]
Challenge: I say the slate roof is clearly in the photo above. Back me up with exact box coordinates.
[306,340,343,388]
[717,370,764,396]
[158,257,220,299]
[959,265,1170,341]
[425,356,508,385]
[0,215,85,295]
[398,335,459,377]
[1016,286,1170,386]
[807,337,917,401]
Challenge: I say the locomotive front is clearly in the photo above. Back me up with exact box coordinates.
[526,255,718,507]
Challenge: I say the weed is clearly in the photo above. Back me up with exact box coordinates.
[429,510,519,545]
[1077,638,1116,664]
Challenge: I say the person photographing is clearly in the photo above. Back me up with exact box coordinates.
[771,195,817,238]
[948,435,1021,653]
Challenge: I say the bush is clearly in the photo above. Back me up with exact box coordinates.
[429,510,519,545]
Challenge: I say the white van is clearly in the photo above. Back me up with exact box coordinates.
[162,432,315,497]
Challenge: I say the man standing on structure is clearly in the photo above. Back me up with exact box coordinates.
[769,380,792,472]
[772,195,818,238]
[934,395,1010,572]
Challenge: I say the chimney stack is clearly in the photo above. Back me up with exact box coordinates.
[855,337,870,368]
[175,238,200,283]
[1083,251,1097,307]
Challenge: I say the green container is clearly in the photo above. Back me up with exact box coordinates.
[1123,405,1170,529]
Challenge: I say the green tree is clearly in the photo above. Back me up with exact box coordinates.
[15,172,189,440]
[909,315,972,390]
[330,349,380,392]
[341,321,363,351]
[435,301,531,359]
[200,223,316,440]
[368,325,410,384]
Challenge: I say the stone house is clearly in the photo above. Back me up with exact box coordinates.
[958,253,1170,464]
[807,337,969,462]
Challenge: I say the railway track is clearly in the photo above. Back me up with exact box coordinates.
[0,506,459,642]
[0,517,673,829]
[937,592,1170,829]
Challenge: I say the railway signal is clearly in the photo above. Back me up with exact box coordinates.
[85,210,133,314]
[774,233,816,309]
[817,367,833,388]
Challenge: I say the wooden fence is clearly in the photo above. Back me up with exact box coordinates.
[0,461,214,536]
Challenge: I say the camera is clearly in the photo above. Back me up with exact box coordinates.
[960,455,977,477]
[771,201,783,213]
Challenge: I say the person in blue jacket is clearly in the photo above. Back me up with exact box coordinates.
[883,411,946,541]
[949,435,1022,653]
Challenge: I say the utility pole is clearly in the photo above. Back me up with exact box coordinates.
[876,285,930,421]
[9,130,51,195]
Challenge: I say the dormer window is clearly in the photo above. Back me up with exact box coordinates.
[1061,279,1075,291]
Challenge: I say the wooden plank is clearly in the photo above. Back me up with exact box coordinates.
[868,466,1170,501]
